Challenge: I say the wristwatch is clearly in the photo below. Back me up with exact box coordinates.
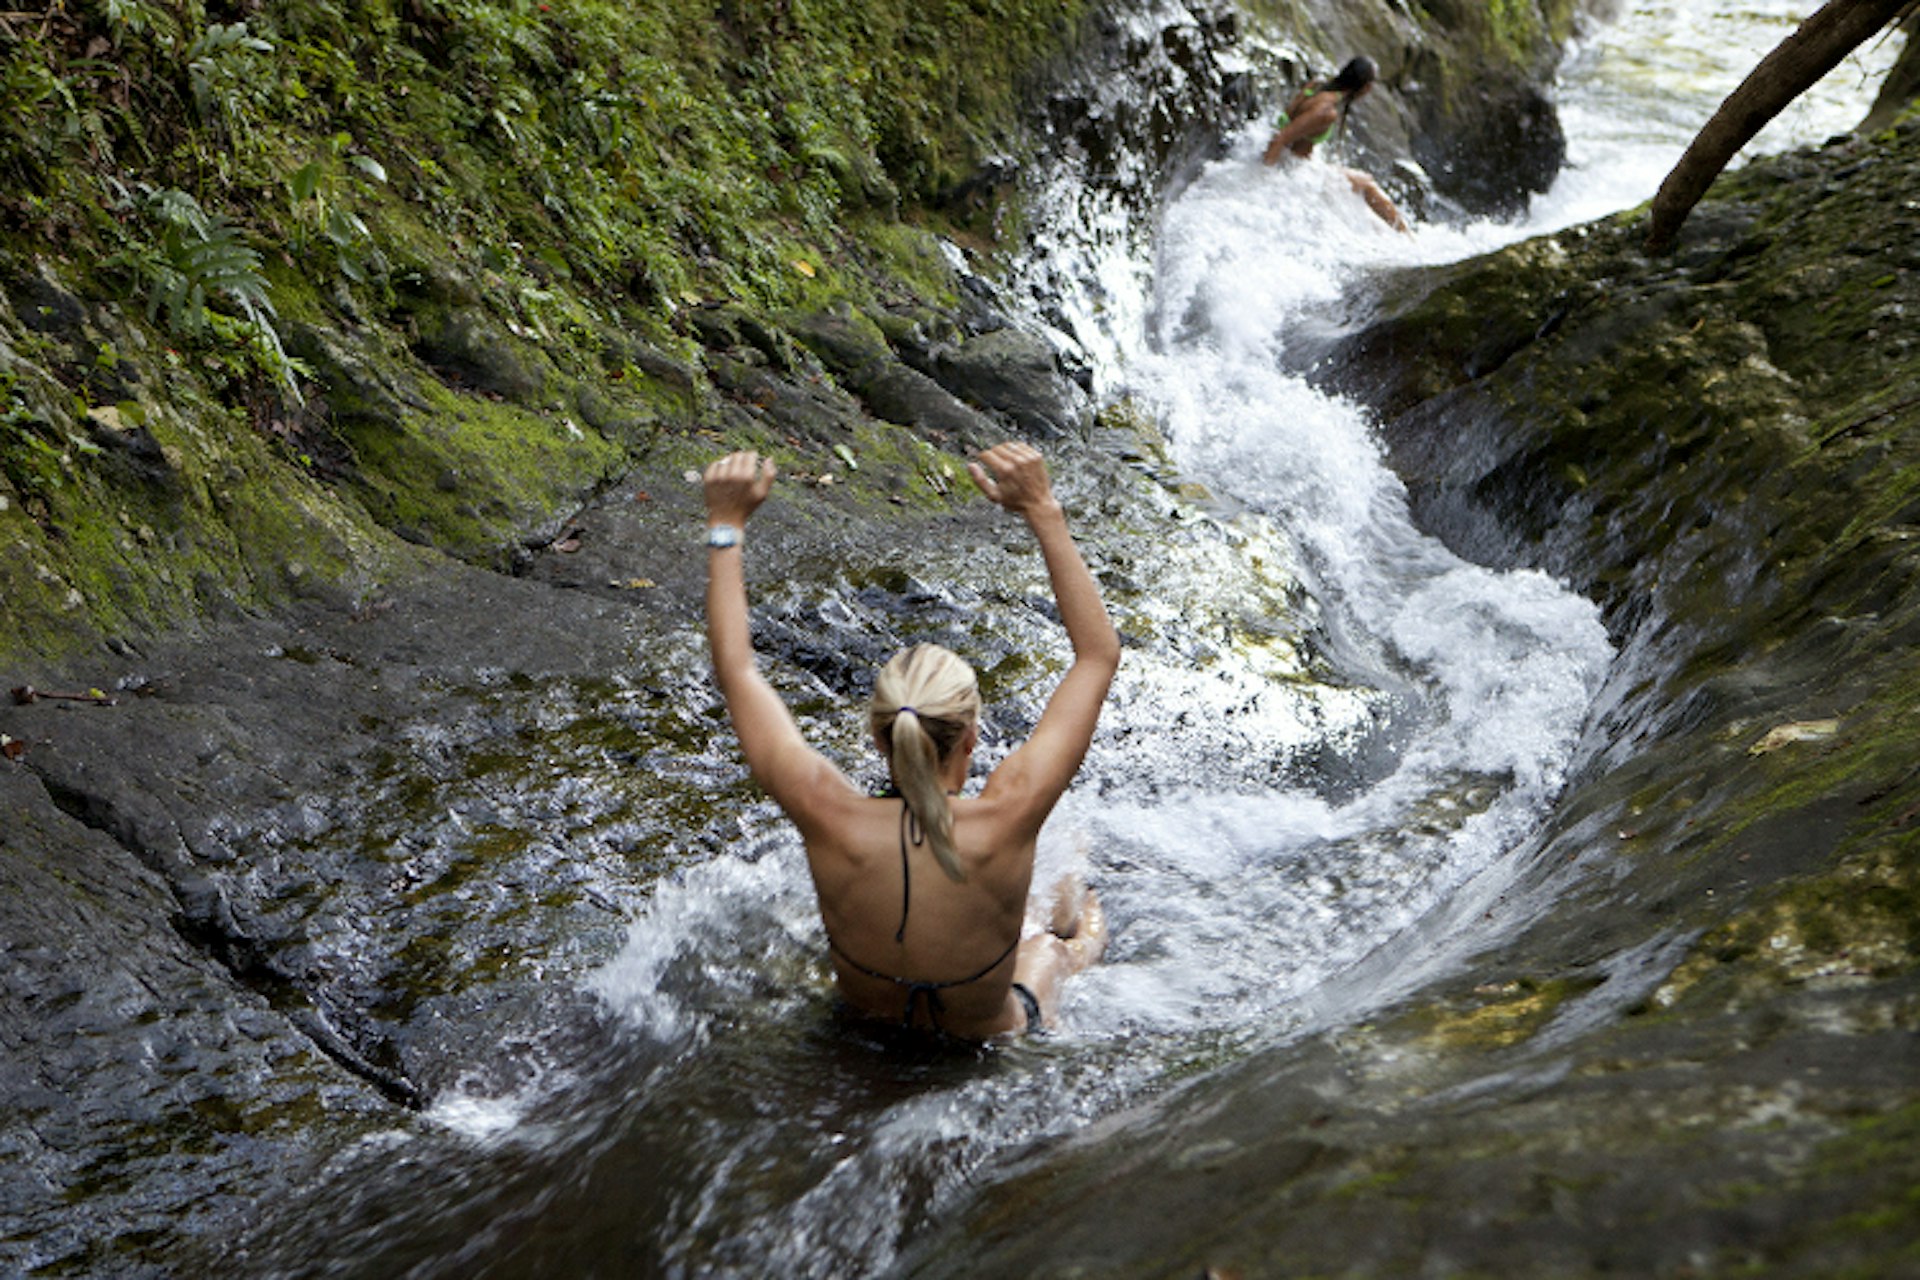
[705,523,742,549]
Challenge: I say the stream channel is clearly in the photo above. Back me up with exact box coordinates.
[223,4,1901,1276]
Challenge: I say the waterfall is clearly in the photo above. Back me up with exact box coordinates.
[389,6,1901,1277]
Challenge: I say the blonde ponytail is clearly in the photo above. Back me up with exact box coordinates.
[870,644,980,883]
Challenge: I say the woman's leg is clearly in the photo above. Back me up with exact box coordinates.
[1345,168,1410,232]
[1008,877,1108,1030]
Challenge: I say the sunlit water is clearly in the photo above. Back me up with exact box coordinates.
[370,7,1900,1276]
[1541,0,1905,228]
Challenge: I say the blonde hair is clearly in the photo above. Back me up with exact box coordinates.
[869,644,980,882]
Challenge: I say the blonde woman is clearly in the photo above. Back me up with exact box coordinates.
[702,441,1116,1039]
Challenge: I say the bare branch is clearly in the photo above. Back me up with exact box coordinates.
[1645,0,1913,253]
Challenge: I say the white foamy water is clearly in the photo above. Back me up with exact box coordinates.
[1036,128,1615,1047]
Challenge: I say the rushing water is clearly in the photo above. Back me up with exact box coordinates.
[256,7,1901,1277]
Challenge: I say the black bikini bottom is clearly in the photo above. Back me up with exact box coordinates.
[1010,982,1042,1034]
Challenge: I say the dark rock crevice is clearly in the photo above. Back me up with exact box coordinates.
[28,764,427,1111]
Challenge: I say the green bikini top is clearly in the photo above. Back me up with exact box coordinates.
[1275,95,1339,148]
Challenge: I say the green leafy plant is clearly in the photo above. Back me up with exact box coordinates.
[186,21,273,114]
[183,19,276,156]
[103,0,156,34]
[137,186,302,401]
[0,41,78,188]
[288,133,389,284]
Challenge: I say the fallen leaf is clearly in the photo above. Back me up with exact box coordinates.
[87,405,129,434]
[1,734,23,760]
[791,259,816,278]
[1749,719,1840,755]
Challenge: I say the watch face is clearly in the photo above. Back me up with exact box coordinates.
[707,524,741,548]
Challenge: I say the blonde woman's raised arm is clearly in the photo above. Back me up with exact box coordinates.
[967,443,1119,820]
[703,452,852,824]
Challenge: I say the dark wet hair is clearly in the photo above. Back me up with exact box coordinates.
[1327,56,1376,95]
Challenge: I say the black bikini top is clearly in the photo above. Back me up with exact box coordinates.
[824,791,1019,1030]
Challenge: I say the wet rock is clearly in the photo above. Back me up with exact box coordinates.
[570,382,660,449]
[860,363,1000,444]
[1407,69,1566,220]
[84,407,177,489]
[787,305,893,378]
[9,262,88,339]
[391,258,484,310]
[930,327,1091,439]
[708,353,869,448]
[0,766,387,1277]
[409,307,548,403]
[598,329,700,395]
[288,322,428,429]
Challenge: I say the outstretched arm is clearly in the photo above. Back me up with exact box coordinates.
[968,442,1120,823]
[703,451,852,825]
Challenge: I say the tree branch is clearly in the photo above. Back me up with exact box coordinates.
[1645,0,1914,253]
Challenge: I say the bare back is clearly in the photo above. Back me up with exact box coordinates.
[803,790,1037,1038]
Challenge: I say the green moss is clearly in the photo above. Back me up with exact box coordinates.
[1484,0,1544,64]
[1646,669,1920,1012]
[1,0,1099,666]
[1744,1102,1920,1270]
[1653,830,1920,1014]
[1332,1164,1413,1199]
[334,374,622,563]
[837,417,974,511]
[846,216,964,308]
[0,349,410,670]
[1405,976,1599,1051]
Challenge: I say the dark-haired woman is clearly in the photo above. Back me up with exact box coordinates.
[1263,56,1410,232]
[702,441,1116,1039]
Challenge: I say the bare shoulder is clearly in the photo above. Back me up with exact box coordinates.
[946,795,1042,890]
[969,755,1059,838]
[1300,91,1339,120]
[777,756,871,834]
